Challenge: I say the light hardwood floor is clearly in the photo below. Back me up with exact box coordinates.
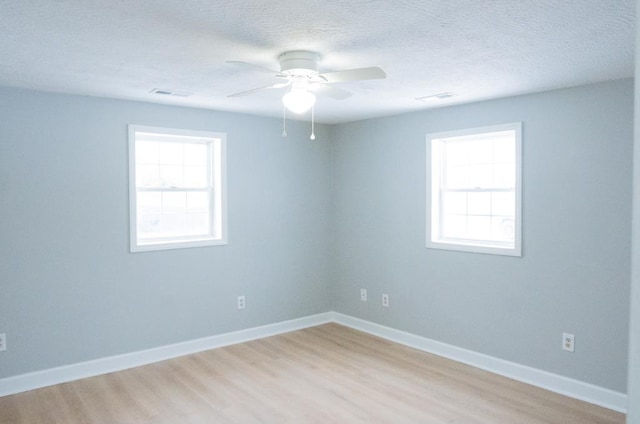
[0,323,625,423]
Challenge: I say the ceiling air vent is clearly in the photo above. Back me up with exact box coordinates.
[416,92,457,102]
[150,88,192,97]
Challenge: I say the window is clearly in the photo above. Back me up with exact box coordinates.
[427,123,522,256]
[129,125,227,252]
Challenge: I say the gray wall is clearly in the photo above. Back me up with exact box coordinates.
[0,87,332,378]
[0,80,633,396]
[331,79,633,392]
[627,4,640,420]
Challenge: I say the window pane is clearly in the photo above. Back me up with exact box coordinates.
[159,142,183,165]
[136,164,160,187]
[492,192,515,216]
[184,143,208,166]
[159,165,184,187]
[184,166,208,187]
[442,214,467,239]
[493,136,516,163]
[160,213,187,237]
[493,164,515,188]
[492,216,515,242]
[187,192,209,214]
[136,141,159,165]
[445,141,468,165]
[137,192,161,214]
[185,213,209,236]
[467,216,492,240]
[445,165,468,189]
[162,192,187,214]
[466,139,493,164]
[467,192,491,216]
[138,213,161,235]
[468,164,493,188]
[443,192,466,215]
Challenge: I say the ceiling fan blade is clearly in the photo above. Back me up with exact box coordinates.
[316,66,386,83]
[309,83,352,100]
[226,61,286,77]
[227,82,289,98]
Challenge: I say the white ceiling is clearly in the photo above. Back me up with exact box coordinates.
[0,0,634,124]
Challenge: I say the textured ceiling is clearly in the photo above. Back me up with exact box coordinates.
[0,0,634,124]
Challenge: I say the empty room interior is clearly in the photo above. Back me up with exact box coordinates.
[1,1,640,423]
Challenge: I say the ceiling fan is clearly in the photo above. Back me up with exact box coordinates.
[227,51,386,115]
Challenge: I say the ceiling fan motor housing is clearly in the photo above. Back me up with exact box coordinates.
[279,51,319,76]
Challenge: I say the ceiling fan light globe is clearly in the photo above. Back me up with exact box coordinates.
[282,90,316,114]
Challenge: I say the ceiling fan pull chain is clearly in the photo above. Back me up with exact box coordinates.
[282,105,287,137]
[310,106,316,140]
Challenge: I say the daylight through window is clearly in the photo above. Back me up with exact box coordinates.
[427,123,522,256]
[129,125,227,252]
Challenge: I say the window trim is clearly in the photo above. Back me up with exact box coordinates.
[128,125,228,253]
[426,122,522,257]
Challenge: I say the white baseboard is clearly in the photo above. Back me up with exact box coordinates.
[331,312,628,413]
[0,311,628,414]
[0,312,333,398]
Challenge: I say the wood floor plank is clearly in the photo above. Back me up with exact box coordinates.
[0,323,625,423]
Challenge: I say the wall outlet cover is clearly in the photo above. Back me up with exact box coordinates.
[562,333,575,352]
[360,289,367,302]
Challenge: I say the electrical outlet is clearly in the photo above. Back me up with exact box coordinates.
[360,289,367,302]
[562,333,575,352]
[237,295,246,310]
[0,333,6,352]
[382,293,389,307]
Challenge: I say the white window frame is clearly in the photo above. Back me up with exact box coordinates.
[426,123,522,257]
[129,125,227,252]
